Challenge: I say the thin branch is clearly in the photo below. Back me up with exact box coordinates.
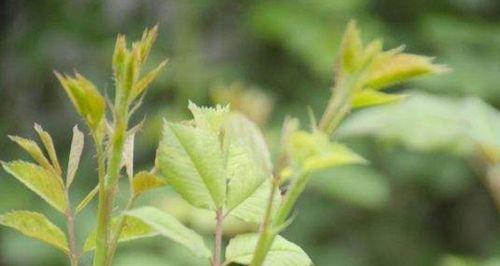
[213,209,224,266]
[64,190,79,266]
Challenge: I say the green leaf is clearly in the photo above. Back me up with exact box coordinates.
[132,171,167,197]
[83,215,157,252]
[131,59,168,100]
[338,93,474,155]
[2,161,67,213]
[364,53,448,90]
[66,125,84,187]
[125,207,211,258]
[311,166,390,209]
[224,113,273,175]
[461,97,500,163]
[0,211,68,253]
[229,180,280,224]
[75,185,98,214]
[287,131,366,173]
[54,72,105,130]
[339,20,363,73]
[188,102,229,134]
[157,122,226,209]
[34,124,62,176]
[226,141,268,211]
[8,135,53,172]
[225,233,312,266]
[352,90,407,109]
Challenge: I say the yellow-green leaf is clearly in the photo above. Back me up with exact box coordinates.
[352,90,407,108]
[75,185,98,214]
[0,211,68,253]
[8,135,53,171]
[131,59,168,100]
[132,171,167,197]
[54,72,105,130]
[339,20,363,73]
[83,216,157,252]
[365,53,448,90]
[2,161,67,212]
[225,233,312,266]
[34,124,62,176]
[287,131,366,173]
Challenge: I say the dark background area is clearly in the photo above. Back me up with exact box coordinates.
[1,0,500,265]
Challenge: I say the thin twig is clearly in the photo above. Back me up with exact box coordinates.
[64,190,79,266]
[213,209,224,266]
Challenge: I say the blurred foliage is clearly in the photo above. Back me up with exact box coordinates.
[1,0,500,265]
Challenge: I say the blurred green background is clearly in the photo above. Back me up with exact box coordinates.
[1,0,500,265]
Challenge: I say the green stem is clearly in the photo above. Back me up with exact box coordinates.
[92,134,108,266]
[106,195,137,264]
[249,177,279,266]
[250,173,308,266]
[318,81,352,135]
[99,115,127,266]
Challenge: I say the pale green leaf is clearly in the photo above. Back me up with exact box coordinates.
[0,210,68,253]
[230,180,280,224]
[76,185,98,214]
[188,102,229,134]
[34,123,62,176]
[83,216,157,252]
[226,141,268,212]
[125,207,211,258]
[224,113,273,175]
[66,125,84,187]
[352,90,407,109]
[132,171,167,197]
[2,161,67,213]
[311,166,390,209]
[225,233,312,266]
[157,122,226,209]
[287,131,365,173]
